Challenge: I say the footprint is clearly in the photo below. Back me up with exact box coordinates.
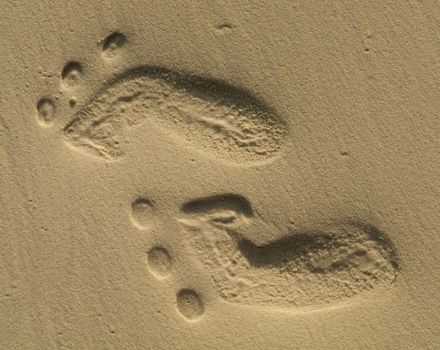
[36,34,287,161]
[177,194,399,308]
[62,65,287,163]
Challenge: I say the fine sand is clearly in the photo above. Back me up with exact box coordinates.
[1,1,439,349]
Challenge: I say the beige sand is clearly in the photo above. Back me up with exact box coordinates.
[1,1,439,349]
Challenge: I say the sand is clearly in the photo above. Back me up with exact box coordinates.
[0,1,439,349]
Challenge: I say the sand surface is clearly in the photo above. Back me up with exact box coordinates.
[1,1,439,349]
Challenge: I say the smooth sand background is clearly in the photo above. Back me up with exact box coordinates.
[0,1,439,349]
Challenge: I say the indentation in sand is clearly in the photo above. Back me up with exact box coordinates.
[61,62,83,89]
[178,194,399,308]
[36,97,56,126]
[102,32,127,58]
[131,197,156,229]
[176,289,204,320]
[63,67,288,163]
[147,246,172,279]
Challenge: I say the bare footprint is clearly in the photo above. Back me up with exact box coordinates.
[177,194,399,308]
[36,32,287,163]
[62,65,288,163]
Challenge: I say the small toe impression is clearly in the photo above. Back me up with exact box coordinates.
[131,197,157,229]
[176,288,204,321]
[147,246,172,279]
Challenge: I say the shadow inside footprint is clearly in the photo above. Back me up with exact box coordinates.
[237,223,398,272]
[178,194,399,308]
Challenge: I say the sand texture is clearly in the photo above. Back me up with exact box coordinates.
[1,1,439,349]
